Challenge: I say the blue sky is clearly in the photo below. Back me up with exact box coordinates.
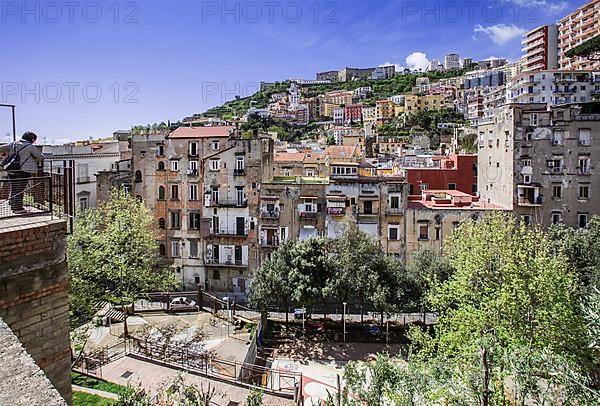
[0,0,584,143]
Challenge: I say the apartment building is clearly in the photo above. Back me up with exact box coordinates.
[406,190,503,261]
[507,70,594,105]
[273,151,305,177]
[319,91,354,118]
[558,0,600,70]
[467,95,485,122]
[132,125,275,291]
[521,24,559,72]
[478,102,600,228]
[405,94,452,114]
[444,53,461,70]
[376,100,395,124]
[344,104,363,123]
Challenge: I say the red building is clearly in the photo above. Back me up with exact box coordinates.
[344,104,363,123]
[406,155,477,196]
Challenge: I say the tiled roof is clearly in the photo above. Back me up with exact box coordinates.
[168,126,235,139]
[274,152,305,162]
[324,145,358,160]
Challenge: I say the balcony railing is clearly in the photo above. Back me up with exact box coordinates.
[260,238,279,247]
[206,199,248,208]
[233,168,246,176]
[204,258,247,267]
[187,169,199,177]
[298,211,317,219]
[327,207,345,215]
[386,208,404,215]
[259,208,280,219]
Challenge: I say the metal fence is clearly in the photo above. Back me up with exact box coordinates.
[0,161,75,232]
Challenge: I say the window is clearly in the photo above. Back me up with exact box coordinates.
[522,215,531,226]
[579,129,591,145]
[578,213,588,228]
[159,243,166,256]
[521,159,531,167]
[171,241,180,258]
[578,157,590,174]
[579,184,589,199]
[188,160,198,175]
[78,164,89,182]
[170,184,179,200]
[418,223,429,240]
[388,225,399,241]
[435,227,441,240]
[389,194,400,210]
[170,160,179,171]
[530,113,538,126]
[306,169,315,177]
[552,130,563,145]
[552,184,562,199]
[523,174,531,184]
[158,218,166,229]
[211,140,220,150]
[209,159,220,171]
[283,169,291,176]
[189,212,201,230]
[189,240,199,258]
[236,187,245,206]
[157,144,165,156]
[551,212,562,225]
[158,161,165,171]
[212,269,220,280]
[419,183,428,192]
[158,186,165,200]
[189,184,198,201]
[235,155,245,170]
[189,141,198,156]
[170,211,180,229]
[211,187,219,205]
[448,183,456,190]
[78,196,88,212]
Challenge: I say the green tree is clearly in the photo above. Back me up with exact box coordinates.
[428,212,589,404]
[68,188,176,333]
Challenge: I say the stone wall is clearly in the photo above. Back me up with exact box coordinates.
[0,218,72,404]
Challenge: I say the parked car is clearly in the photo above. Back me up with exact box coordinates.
[170,297,197,310]
[363,324,381,336]
[294,308,310,320]
[306,321,325,334]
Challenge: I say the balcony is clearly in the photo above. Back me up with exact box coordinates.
[206,199,248,208]
[208,230,248,238]
[386,208,404,215]
[259,208,280,219]
[260,238,280,247]
[553,88,576,94]
[187,169,199,177]
[327,207,345,216]
[233,168,246,176]
[205,258,247,267]
[299,211,317,219]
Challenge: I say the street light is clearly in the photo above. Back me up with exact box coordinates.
[342,302,347,343]
[222,296,230,337]
[302,306,305,338]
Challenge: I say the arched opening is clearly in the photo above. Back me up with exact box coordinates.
[158,161,165,171]
[134,170,142,182]
[159,244,166,256]
[158,186,165,200]
[158,218,166,229]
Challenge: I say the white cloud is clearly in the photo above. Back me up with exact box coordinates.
[474,24,527,45]
[405,52,430,71]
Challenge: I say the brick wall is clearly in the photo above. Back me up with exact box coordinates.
[0,218,72,405]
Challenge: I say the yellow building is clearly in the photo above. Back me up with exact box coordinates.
[376,100,395,123]
[404,93,452,114]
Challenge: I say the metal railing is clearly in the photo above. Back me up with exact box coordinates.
[0,161,75,232]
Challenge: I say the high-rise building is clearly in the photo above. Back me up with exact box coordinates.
[558,0,600,70]
[444,53,461,70]
[507,70,594,105]
[521,24,558,72]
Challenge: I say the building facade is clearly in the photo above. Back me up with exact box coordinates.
[521,24,559,72]
[558,0,600,70]
[478,102,600,228]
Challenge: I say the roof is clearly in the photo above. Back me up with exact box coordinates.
[407,190,505,210]
[274,152,305,162]
[303,151,325,164]
[168,126,235,139]
[324,145,358,160]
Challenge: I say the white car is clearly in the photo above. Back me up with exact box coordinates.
[170,297,197,309]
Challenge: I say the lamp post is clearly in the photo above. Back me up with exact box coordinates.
[302,306,305,338]
[223,296,230,337]
[343,302,347,343]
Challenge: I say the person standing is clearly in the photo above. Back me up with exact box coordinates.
[0,132,45,213]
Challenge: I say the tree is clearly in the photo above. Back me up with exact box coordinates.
[428,212,589,404]
[248,238,330,326]
[117,374,221,405]
[245,388,263,406]
[326,221,403,322]
[68,188,177,333]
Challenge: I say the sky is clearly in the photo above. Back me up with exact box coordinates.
[0,0,585,143]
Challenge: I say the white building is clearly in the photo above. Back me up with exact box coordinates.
[43,138,130,211]
[507,70,594,105]
[444,53,461,70]
[353,86,373,98]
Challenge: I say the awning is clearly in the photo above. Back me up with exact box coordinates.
[300,195,318,199]
[326,195,346,201]
[260,195,279,200]
[359,195,379,200]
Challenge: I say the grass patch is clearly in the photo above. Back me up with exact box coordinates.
[73,391,116,406]
[71,372,133,396]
